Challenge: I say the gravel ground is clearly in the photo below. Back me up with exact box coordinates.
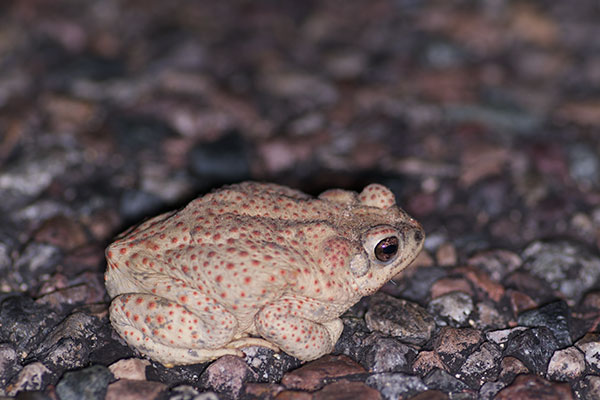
[1,0,600,399]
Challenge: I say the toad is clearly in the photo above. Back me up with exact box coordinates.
[105,182,424,365]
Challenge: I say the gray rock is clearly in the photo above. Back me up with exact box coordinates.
[518,301,572,347]
[479,380,507,400]
[0,343,21,395]
[55,364,114,400]
[12,242,62,292]
[568,142,600,188]
[576,375,600,400]
[118,189,166,222]
[32,312,103,375]
[188,132,251,187]
[427,291,474,327]
[0,145,80,199]
[485,327,528,345]
[504,327,560,374]
[521,240,600,302]
[423,368,470,393]
[365,372,427,400]
[365,292,435,345]
[0,296,62,357]
[242,345,301,383]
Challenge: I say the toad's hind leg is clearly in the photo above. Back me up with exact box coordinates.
[254,298,344,361]
[109,294,242,366]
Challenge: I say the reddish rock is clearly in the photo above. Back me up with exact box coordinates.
[281,355,366,391]
[408,390,449,400]
[467,249,522,282]
[435,243,457,266]
[244,382,284,399]
[434,327,482,371]
[412,351,446,376]
[507,290,538,316]
[495,374,573,400]
[499,356,529,381]
[276,390,313,400]
[313,380,382,400]
[455,266,505,302]
[105,379,167,400]
[430,278,473,299]
[582,291,600,310]
[33,215,88,251]
[35,283,104,308]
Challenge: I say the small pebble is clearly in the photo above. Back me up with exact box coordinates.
[547,347,586,381]
[575,333,600,372]
[108,358,150,381]
[436,242,457,266]
[427,291,474,326]
[5,362,52,397]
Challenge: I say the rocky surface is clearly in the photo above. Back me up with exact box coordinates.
[1,0,600,399]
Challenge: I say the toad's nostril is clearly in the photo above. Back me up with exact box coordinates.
[414,230,424,243]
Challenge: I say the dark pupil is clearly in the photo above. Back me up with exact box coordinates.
[375,236,399,262]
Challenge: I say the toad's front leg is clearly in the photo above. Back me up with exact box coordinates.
[110,293,243,366]
[254,296,344,361]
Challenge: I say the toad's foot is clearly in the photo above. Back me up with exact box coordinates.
[226,337,281,353]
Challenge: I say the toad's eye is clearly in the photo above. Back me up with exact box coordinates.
[374,236,399,262]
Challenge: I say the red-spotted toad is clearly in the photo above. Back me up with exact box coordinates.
[105,182,424,366]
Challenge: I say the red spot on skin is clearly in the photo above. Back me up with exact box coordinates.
[136,298,144,304]
[215,275,223,283]
[244,277,251,284]
[157,315,165,324]
[179,296,188,303]
[148,302,156,310]
[226,263,235,270]
[119,247,127,254]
